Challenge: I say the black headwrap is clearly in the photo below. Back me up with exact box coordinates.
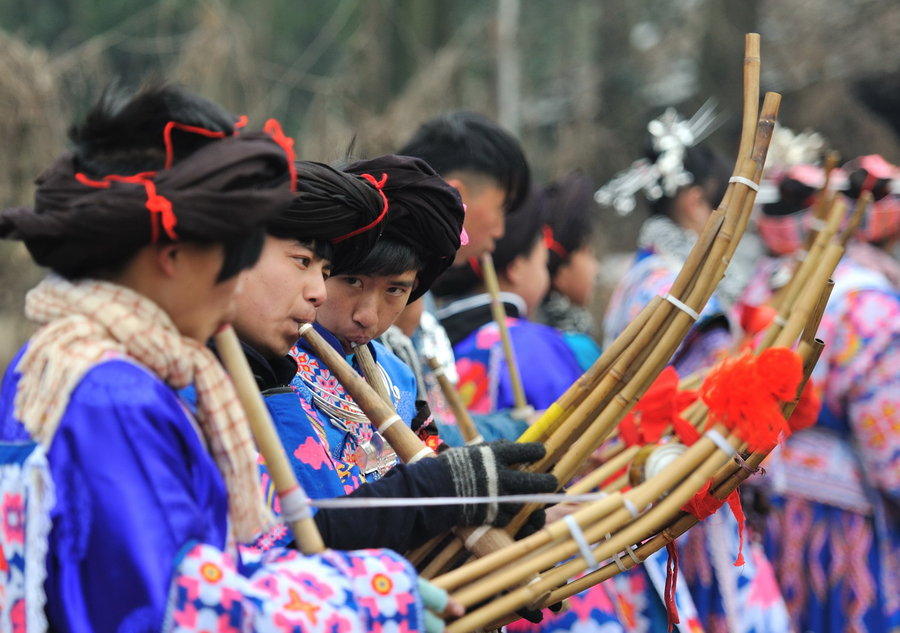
[432,187,546,299]
[541,171,597,277]
[1,131,291,276]
[268,160,387,273]
[343,155,465,301]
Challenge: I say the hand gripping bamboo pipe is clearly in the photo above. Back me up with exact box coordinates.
[297,323,518,560]
[214,325,325,554]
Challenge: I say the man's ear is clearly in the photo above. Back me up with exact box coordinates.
[154,243,180,278]
[444,176,469,202]
[503,254,526,288]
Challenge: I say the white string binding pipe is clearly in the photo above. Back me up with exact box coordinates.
[774,315,788,327]
[465,435,486,446]
[622,497,641,519]
[605,533,627,572]
[705,429,736,457]
[279,486,314,522]
[729,176,760,192]
[625,544,642,565]
[409,446,435,463]
[378,414,403,435]
[662,293,700,322]
[464,525,492,550]
[564,515,599,572]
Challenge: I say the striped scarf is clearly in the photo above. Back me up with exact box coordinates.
[14,274,270,542]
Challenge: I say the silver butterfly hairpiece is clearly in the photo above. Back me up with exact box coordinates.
[595,100,725,216]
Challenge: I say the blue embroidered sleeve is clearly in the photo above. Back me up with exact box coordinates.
[40,360,230,632]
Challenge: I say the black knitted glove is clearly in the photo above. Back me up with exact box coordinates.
[438,440,557,527]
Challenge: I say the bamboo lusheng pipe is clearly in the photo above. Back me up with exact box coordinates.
[537,100,777,498]
[442,330,824,625]
[518,295,661,444]
[800,279,834,348]
[299,324,434,464]
[214,325,326,554]
[436,425,738,597]
[426,356,484,445]
[805,150,842,250]
[467,95,779,557]
[421,37,773,574]
[473,295,829,621]
[457,341,821,625]
[443,431,742,631]
[838,190,872,247]
[762,196,846,342]
[480,252,531,418]
[519,339,826,614]
[354,343,393,405]
[769,150,841,311]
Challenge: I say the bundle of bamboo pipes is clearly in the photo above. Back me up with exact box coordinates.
[414,33,776,578]
[430,177,854,632]
[256,32,850,630]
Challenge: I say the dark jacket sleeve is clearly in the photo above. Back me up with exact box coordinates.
[313,457,458,551]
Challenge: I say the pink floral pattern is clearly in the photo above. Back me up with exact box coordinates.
[164,543,425,633]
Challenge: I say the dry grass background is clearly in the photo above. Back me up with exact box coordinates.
[1,0,898,369]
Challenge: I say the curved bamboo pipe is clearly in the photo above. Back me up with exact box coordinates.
[214,325,326,554]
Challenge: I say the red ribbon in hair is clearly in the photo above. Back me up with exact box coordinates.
[75,171,178,243]
[332,172,390,243]
[75,114,288,243]
[263,119,297,191]
[543,225,569,259]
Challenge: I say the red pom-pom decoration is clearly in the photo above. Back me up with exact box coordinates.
[620,367,699,446]
[788,378,821,432]
[700,348,803,451]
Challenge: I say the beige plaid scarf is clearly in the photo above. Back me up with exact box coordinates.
[14,274,270,542]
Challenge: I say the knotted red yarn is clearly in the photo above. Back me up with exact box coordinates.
[700,347,802,451]
[620,367,699,446]
[682,481,747,566]
[738,302,778,337]
[664,541,680,631]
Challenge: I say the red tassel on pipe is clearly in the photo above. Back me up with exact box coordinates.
[726,490,746,566]
[665,541,681,631]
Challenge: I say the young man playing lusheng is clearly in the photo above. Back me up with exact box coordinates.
[230,155,556,554]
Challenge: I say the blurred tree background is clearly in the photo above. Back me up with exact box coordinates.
[1,0,899,367]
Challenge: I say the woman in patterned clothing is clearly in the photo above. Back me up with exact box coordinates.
[743,155,900,633]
